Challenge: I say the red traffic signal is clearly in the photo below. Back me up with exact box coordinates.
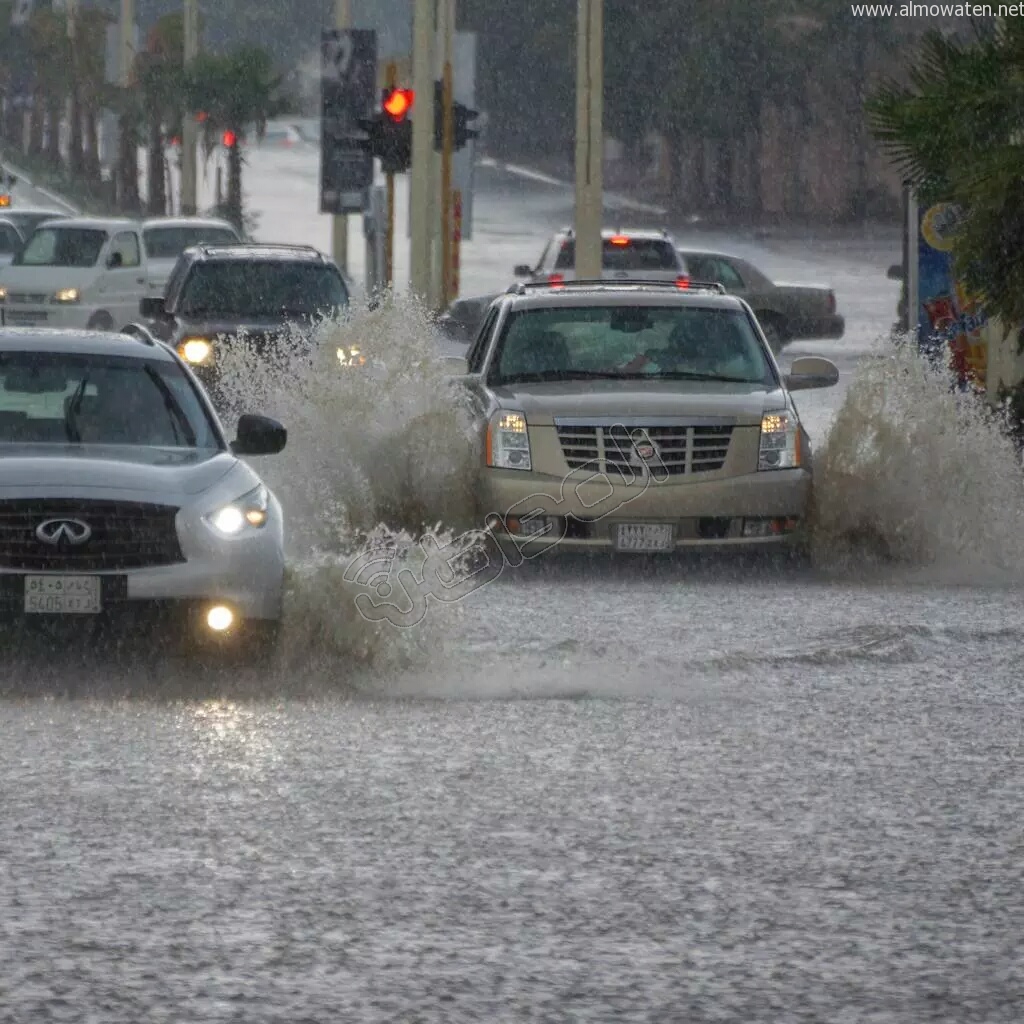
[222,129,237,148]
[382,87,414,122]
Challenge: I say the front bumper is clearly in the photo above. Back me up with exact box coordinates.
[1,302,98,329]
[476,466,811,553]
[787,314,845,341]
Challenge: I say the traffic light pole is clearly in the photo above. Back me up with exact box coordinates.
[439,47,454,308]
[409,0,436,302]
[181,0,198,215]
[574,0,603,279]
[331,0,352,273]
[384,61,397,289]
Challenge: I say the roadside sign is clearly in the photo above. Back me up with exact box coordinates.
[320,28,377,215]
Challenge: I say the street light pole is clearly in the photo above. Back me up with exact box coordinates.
[437,0,455,311]
[181,0,199,216]
[331,0,351,272]
[409,0,436,302]
[574,0,603,279]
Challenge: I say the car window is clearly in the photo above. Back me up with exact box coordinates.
[143,225,239,259]
[0,223,20,254]
[554,238,680,271]
[686,255,745,289]
[177,261,349,317]
[0,351,221,448]
[14,227,107,268]
[467,305,500,373]
[534,238,553,271]
[110,231,141,268]
[488,305,775,386]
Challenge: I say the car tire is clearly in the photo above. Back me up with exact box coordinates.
[758,316,786,354]
[87,311,115,332]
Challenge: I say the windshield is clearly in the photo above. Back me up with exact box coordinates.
[14,227,107,268]
[0,352,220,448]
[555,239,679,271]
[488,305,776,386]
[143,225,239,260]
[177,261,349,317]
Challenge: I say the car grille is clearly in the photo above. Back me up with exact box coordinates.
[0,499,185,571]
[7,293,49,304]
[555,422,733,478]
[4,310,49,325]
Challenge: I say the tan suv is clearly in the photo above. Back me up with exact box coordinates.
[451,280,839,556]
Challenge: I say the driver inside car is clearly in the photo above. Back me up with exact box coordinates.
[70,377,175,446]
[621,316,754,378]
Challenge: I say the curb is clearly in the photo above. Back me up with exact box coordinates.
[478,157,668,217]
[0,155,81,215]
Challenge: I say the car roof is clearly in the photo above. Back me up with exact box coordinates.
[2,207,71,216]
[141,216,237,230]
[553,227,677,242]
[187,243,329,263]
[676,247,747,260]
[0,327,175,360]
[38,216,140,230]
[498,282,744,311]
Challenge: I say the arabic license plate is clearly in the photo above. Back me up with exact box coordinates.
[24,575,102,614]
[615,523,674,552]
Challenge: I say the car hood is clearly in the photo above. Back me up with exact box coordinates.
[0,445,238,498]
[491,380,784,426]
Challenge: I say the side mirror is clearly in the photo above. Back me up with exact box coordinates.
[106,251,123,269]
[139,296,166,318]
[886,263,903,281]
[513,264,533,277]
[230,413,287,456]
[784,355,839,392]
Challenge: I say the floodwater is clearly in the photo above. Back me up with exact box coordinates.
[1,148,1022,1022]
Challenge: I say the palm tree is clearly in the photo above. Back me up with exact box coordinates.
[866,18,1024,332]
[184,47,289,230]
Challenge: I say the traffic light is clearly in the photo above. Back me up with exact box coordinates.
[357,87,415,174]
[222,129,237,148]
[433,79,480,152]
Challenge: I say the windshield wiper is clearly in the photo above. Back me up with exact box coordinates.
[143,365,197,447]
[64,374,90,443]
[497,369,634,383]
[656,370,762,383]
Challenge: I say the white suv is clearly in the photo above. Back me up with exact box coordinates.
[514,227,691,287]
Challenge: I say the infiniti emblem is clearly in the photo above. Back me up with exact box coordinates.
[35,518,92,546]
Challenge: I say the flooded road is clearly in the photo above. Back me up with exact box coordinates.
[2,153,1023,1021]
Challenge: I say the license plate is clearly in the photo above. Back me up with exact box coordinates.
[614,523,674,552]
[23,575,102,614]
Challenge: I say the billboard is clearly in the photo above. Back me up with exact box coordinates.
[909,194,989,387]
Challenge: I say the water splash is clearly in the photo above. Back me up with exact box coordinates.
[212,291,482,674]
[808,334,1024,581]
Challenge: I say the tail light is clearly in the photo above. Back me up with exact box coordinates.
[675,276,690,289]
[547,273,565,287]
[827,290,836,314]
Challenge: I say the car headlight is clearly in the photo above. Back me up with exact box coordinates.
[204,484,270,535]
[758,411,801,470]
[178,337,213,365]
[52,288,80,303]
[0,287,7,303]
[486,409,532,471]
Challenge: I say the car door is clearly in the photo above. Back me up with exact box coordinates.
[99,229,148,327]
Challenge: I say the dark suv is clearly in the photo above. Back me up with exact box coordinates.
[122,243,349,400]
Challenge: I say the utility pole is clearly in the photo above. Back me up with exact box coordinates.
[120,0,134,88]
[438,0,455,310]
[384,60,397,288]
[66,0,82,175]
[409,0,436,302]
[331,0,351,272]
[181,0,199,216]
[574,0,603,279]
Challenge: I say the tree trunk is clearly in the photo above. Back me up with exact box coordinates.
[226,138,243,230]
[46,99,62,167]
[83,105,100,182]
[117,116,141,213]
[147,119,166,215]
[28,94,44,157]
[68,92,84,177]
